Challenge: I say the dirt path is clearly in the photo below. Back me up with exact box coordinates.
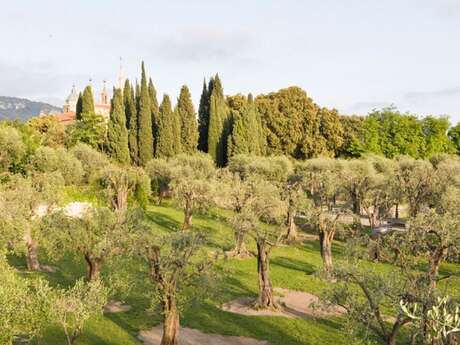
[138,325,270,345]
[222,288,345,319]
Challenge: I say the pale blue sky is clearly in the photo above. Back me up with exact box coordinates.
[1,0,459,123]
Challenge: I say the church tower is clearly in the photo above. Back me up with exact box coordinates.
[117,57,126,90]
[63,85,78,113]
[100,81,108,105]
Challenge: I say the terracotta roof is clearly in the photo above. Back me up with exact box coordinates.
[54,111,76,125]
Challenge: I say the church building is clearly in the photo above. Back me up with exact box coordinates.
[55,64,125,125]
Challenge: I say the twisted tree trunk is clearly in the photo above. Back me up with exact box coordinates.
[256,239,277,309]
[24,228,40,271]
[429,247,447,289]
[161,295,180,345]
[285,211,298,242]
[227,230,251,258]
[84,254,103,282]
[319,230,334,278]
[182,199,193,229]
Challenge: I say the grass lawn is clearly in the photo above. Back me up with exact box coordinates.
[12,201,460,345]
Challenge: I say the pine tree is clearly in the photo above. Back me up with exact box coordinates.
[81,86,95,115]
[198,79,210,152]
[156,94,175,158]
[76,92,83,120]
[176,85,198,154]
[148,78,160,156]
[124,79,138,164]
[107,88,130,164]
[207,74,228,166]
[137,62,154,166]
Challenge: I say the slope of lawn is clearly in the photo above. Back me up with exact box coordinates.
[13,201,460,345]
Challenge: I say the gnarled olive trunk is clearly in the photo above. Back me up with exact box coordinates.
[429,247,447,289]
[285,211,298,242]
[24,229,40,271]
[228,230,251,258]
[84,254,103,282]
[256,239,277,309]
[182,199,193,229]
[319,230,334,278]
[161,294,180,345]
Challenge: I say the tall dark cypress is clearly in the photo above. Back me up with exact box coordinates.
[207,74,228,166]
[176,85,198,153]
[198,78,212,152]
[156,94,175,158]
[148,78,160,156]
[107,88,129,164]
[75,92,83,120]
[137,62,154,166]
[124,79,138,164]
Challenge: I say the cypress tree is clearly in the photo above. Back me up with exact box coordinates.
[75,92,83,120]
[207,74,228,166]
[107,88,129,164]
[156,94,175,158]
[197,79,210,152]
[137,62,154,166]
[81,86,95,115]
[176,85,198,153]
[124,79,138,164]
[148,78,160,156]
[172,107,182,155]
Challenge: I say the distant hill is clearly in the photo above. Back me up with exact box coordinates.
[0,96,62,121]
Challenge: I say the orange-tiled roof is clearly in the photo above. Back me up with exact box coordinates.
[54,111,76,125]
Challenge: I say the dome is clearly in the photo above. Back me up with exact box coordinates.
[66,85,79,103]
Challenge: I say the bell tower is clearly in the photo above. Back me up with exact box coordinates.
[100,80,108,105]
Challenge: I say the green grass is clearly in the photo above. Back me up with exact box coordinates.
[13,201,460,345]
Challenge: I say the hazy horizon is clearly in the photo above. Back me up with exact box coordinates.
[1,0,460,123]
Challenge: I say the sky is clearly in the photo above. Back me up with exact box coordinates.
[1,0,460,123]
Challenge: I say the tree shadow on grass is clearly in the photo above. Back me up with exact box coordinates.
[181,300,347,345]
[145,211,181,232]
[271,256,315,275]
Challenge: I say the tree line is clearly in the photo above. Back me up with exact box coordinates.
[61,62,460,167]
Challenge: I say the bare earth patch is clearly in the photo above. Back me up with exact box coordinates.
[103,300,132,313]
[222,288,345,319]
[138,325,270,345]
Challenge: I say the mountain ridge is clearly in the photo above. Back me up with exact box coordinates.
[0,95,62,121]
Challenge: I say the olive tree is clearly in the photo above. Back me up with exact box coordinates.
[146,158,174,205]
[407,189,460,289]
[234,178,287,309]
[359,156,398,228]
[0,256,53,345]
[0,173,62,270]
[297,158,346,277]
[395,156,435,217]
[51,279,108,345]
[135,231,214,345]
[70,142,109,183]
[97,164,150,217]
[43,207,140,281]
[169,154,216,229]
[326,262,412,345]
[282,170,309,241]
[28,146,84,185]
